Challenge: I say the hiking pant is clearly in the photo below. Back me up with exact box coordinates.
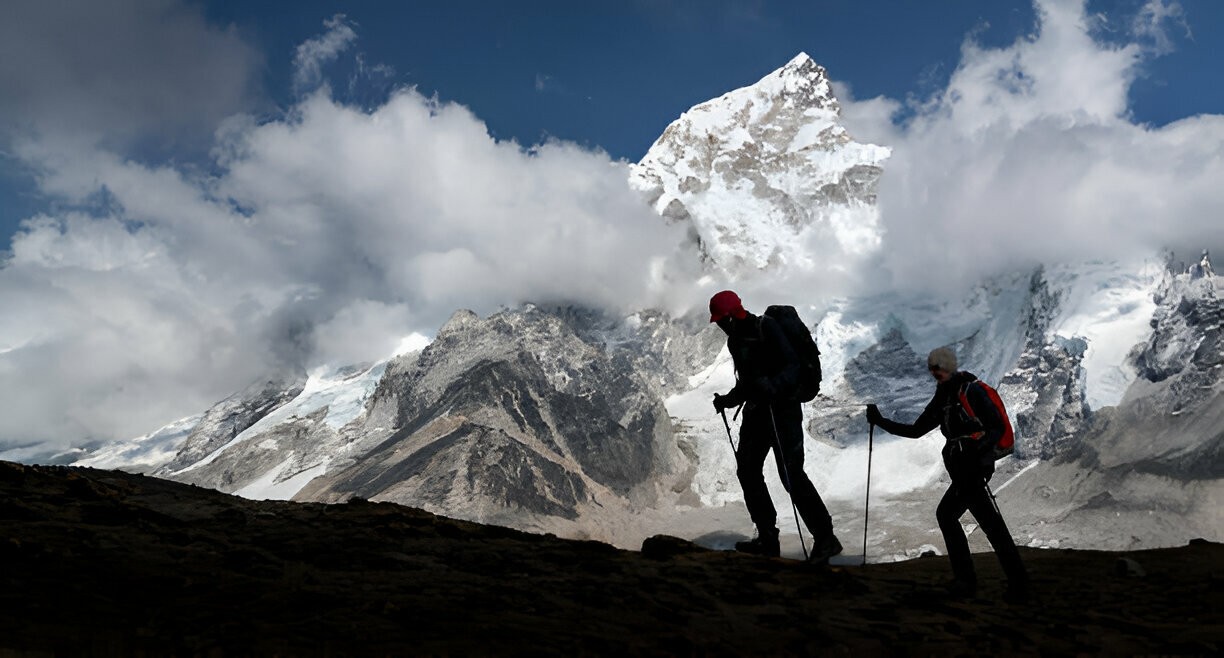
[735,401,834,540]
[936,472,1027,585]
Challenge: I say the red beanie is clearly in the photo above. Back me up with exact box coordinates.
[709,290,747,322]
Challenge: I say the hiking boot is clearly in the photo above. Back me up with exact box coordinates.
[734,530,780,557]
[807,533,844,564]
[944,578,978,599]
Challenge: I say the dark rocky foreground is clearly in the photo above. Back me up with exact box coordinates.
[1,461,1221,656]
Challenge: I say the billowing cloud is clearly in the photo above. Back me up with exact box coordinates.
[5,0,1221,451]
[838,0,1224,293]
[0,31,692,448]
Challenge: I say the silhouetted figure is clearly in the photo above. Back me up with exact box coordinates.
[709,290,842,563]
[866,347,1028,600]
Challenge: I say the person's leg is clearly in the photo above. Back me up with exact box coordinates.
[735,407,779,555]
[767,403,833,540]
[966,483,1028,585]
[936,483,976,589]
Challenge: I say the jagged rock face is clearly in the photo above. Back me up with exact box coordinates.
[1001,271,1223,550]
[829,316,1089,463]
[1085,272,1224,478]
[542,305,725,396]
[159,370,307,474]
[153,362,392,494]
[1134,272,1223,392]
[629,53,889,274]
[824,270,1095,456]
[998,270,1092,459]
[137,305,709,541]
[999,338,1090,459]
[162,407,344,492]
[297,306,684,529]
[842,328,931,417]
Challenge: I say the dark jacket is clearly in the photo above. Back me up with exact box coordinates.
[872,371,1004,478]
[724,313,801,406]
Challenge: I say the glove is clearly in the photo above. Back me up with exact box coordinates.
[713,393,735,413]
[866,404,884,425]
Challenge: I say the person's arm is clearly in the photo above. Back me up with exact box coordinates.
[867,398,941,438]
[714,341,747,411]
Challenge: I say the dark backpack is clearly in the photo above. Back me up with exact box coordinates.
[762,305,823,403]
[957,380,1015,460]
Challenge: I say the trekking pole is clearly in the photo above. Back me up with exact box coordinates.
[768,405,809,561]
[719,408,736,453]
[985,480,1004,520]
[862,422,875,566]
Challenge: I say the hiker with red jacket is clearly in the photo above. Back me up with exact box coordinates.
[866,347,1028,600]
[709,290,843,563]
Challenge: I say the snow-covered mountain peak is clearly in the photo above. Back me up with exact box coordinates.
[759,51,837,113]
[630,53,889,276]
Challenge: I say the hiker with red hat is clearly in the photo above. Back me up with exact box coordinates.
[709,290,843,563]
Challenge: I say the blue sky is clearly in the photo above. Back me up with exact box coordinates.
[2,0,1223,447]
[199,0,1219,156]
[3,0,1221,242]
[197,1,1044,157]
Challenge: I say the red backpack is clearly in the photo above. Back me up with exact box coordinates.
[957,381,1015,460]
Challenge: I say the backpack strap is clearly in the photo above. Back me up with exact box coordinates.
[958,380,1016,455]
[957,382,987,441]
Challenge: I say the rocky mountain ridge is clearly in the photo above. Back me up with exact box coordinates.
[296,306,690,533]
[131,304,717,547]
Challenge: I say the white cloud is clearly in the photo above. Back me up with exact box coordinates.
[838,0,1223,293]
[6,0,1220,451]
[0,80,691,447]
[292,15,358,95]
[1131,0,1189,55]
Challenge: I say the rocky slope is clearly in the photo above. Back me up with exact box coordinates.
[153,305,719,546]
[296,306,688,536]
[1002,270,1224,549]
[161,368,308,474]
[2,461,1221,656]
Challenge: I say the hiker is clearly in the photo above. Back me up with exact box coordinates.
[709,290,842,563]
[865,347,1028,600]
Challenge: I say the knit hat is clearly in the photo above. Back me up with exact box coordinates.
[927,347,958,372]
[709,290,748,322]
